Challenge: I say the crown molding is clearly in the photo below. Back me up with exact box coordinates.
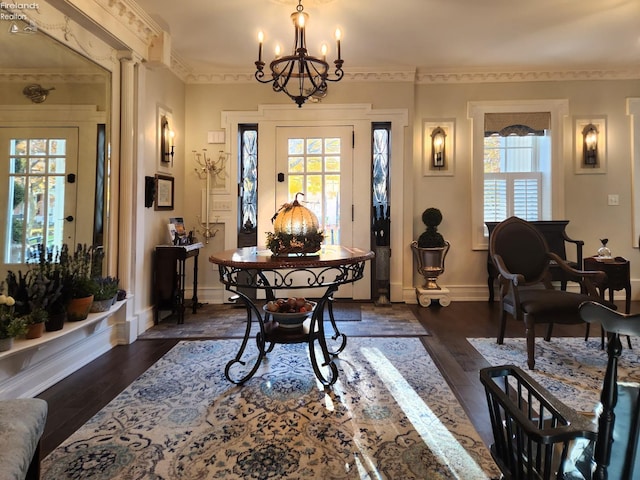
[0,71,109,83]
[416,68,640,84]
[172,63,640,85]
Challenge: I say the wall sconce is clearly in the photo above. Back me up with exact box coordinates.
[431,127,446,168]
[160,115,175,165]
[582,123,598,166]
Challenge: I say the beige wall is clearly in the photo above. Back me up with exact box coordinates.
[138,65,186,316]
[414,79,639,297]
[165,77,640,303]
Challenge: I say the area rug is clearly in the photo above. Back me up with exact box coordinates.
[42,337,498,479]
[469,337,640,414]
[140,302,428,339]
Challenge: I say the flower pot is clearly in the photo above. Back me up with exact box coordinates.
[25,322,45,339]
[89,296,116,313]
[46,311,66,332]
[67,295,94,321]
[0,337,14,352]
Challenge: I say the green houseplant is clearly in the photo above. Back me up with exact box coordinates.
[32,244,67,331]
[89,276,119,312]
[64,244,97,321]
[0,286,28,351]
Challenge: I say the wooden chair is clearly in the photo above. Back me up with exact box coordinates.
[489,216,612,369]
[480,302,640,479]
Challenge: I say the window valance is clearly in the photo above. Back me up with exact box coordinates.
[485,112,550,137]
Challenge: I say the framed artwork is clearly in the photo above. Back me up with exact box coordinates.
[154,174,174,210]
[423,119,455,176]
[574,116,607,174]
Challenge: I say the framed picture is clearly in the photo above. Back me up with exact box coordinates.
[155,174,174,211]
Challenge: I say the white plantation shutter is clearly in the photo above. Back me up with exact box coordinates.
[484,177,507,222]
[485,173,541,222]
[513,176,540,220]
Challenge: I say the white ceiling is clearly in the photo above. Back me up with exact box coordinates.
[133,0,640,77]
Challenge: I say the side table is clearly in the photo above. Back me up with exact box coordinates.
[154,243,203,324]
[584,256,631,314]
[584,256,631,349]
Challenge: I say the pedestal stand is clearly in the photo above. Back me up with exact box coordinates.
[415,286,451,307]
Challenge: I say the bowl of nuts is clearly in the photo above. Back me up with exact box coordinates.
[263,297,316,328]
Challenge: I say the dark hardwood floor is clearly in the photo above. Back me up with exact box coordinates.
[36,299,636,459]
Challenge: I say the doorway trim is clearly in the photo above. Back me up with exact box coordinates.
[221,104,408,301]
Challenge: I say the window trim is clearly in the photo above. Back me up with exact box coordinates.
[468,99,569,250]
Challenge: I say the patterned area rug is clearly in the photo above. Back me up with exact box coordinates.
[469,337,640,414]
[140,302,429,339]
[43,338,498,479]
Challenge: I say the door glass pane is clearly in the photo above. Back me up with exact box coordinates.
[286,135,341,245]
[5,136,67,262]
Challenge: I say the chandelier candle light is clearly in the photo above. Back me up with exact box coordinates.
[255,0,344,107]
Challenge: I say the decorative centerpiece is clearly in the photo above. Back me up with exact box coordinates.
[266,193,324,256]
[411,207,451,307]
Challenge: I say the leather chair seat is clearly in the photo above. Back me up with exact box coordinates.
[509,289,615,317]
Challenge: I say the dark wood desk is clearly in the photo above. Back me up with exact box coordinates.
[584,256,631,314]
[209,245,374,386]
[154,243,202,324]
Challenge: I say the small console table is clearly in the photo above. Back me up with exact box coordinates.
[584,256,631,314]
[154,243,203,324]
[209,245,374,387]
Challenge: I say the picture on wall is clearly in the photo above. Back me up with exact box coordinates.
[155,174,174,211]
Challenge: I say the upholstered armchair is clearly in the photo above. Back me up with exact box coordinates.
[489,216,612,369]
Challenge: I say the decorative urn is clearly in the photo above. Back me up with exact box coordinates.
[266,193,324,256]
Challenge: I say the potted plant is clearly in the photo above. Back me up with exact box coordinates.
[89,276,119,312]
[31,244,67,331]
[0,286,28,351]
[410,207,450,290]
[64,244,97,321]
[24,270,59,338]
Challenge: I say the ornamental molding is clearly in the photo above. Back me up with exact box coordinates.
[0,71,109,83]
[175,65,640,85]
[416,68,640,84]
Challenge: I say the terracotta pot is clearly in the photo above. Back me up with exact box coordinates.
[46,311,66,332]
[0,337,14,352]
[67,295,94,321]
[25,322,45,339]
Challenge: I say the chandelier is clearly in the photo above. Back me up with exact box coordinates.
[254,0,344,107]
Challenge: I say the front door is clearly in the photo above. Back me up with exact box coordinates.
[275,125,359,299]
[0,127,79,278]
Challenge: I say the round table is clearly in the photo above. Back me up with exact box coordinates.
[209,245,374,386]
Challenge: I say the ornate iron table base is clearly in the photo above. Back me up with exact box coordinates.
[210,246,374,387]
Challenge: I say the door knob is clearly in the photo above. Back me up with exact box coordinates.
[63,215,74,222]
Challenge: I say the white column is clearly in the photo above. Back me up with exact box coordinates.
[117,53,141,343]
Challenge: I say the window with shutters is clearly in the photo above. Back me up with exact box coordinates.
[468,99,568,249]
[483,133,549,223]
